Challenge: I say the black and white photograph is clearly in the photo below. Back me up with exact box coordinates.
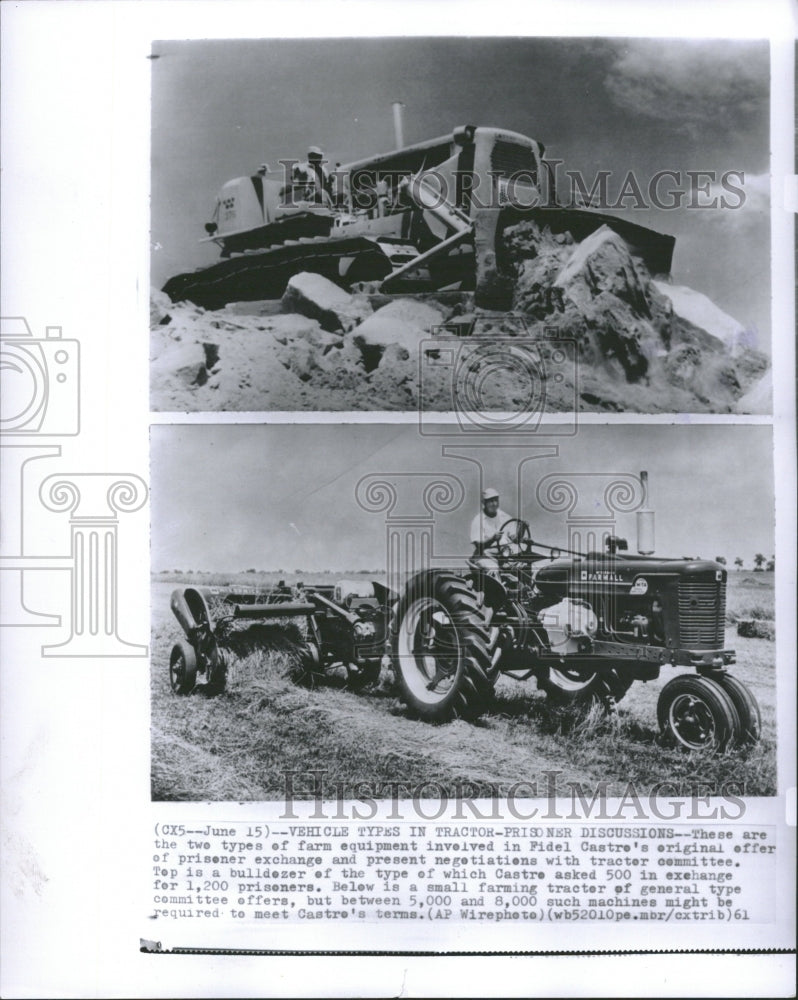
[150,37,772,415]
[151,422,777,801]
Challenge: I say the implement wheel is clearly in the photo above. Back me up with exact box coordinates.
[658,675,741,751]
[538,665,634,710]
[392,572,494,722]
[169,641,197,695]
[345,659,382,691]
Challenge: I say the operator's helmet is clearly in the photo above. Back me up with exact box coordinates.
[258,163,270,174]
[482,487,500,501]
[307,146,324,161]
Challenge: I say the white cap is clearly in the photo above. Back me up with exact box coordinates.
[481,487,499,501]
[307,146,324,159]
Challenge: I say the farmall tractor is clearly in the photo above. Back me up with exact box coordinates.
[168,481,761,753]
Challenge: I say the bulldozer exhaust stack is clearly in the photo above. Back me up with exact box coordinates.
[391,101,405,148]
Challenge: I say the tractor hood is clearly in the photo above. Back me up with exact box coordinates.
[534,553,726,599]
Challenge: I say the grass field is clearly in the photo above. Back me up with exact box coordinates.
[150,572,776,802]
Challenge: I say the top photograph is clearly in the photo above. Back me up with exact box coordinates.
[150,37,771,415]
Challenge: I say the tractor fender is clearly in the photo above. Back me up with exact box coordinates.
[170,586,215,637]
[372,579,399,608]
[389,569,461,634]
[465,570,508,612]
[390,568,502,636]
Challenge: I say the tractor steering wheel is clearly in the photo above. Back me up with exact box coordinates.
[497,518,533,556]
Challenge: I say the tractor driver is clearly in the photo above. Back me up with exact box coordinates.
[469,487,515,572]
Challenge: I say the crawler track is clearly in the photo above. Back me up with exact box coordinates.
[162,235,396,310]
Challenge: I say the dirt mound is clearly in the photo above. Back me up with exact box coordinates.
[505,220,769,413]
[152,224,770,413]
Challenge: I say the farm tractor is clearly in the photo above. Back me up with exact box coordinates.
[163,120,674,310]
[168,491,761,753]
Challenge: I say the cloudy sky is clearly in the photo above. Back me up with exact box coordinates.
[151,423,774,572]
[151,37,771,346]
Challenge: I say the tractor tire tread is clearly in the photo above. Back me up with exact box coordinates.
[393,571,494,722]
[657,674,741,751]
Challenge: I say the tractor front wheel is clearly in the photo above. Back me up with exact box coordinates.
[658,675,741,751]
[392,572,494,722]
[715,673,762,745]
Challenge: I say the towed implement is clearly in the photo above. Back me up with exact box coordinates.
[167,478,761,753]
[163,124,675,310]
[168,578,393,695]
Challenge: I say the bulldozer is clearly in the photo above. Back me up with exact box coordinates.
[162,122,675,311]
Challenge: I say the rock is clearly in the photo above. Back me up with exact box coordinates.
[296,326,345,353]
[653,281,750,356]
[736,372,772,414]
[579,391,625,412]
[439,313,477,337]
[326,338,367,374]
[555,225,650,316]
[277,340,319,383]
[226,299,284,317]
[513,256,566,318]
[151,339,209,387]
[734,347,770,390]
[352,299,444,370]
[378,343,411,367]
[150,288,173,328]
[367,344,417,407]
[505,220,571,316]
[737,619,775,640]
[663,345,703,388]
[281,272,372,332]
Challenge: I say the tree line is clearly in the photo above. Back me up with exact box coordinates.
[715,555,775,571]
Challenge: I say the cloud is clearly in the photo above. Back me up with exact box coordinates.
[692,170,770,228]
[603,40,768,138]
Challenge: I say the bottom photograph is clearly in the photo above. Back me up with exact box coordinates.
[150,422,776,802]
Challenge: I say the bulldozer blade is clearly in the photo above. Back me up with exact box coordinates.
[499,205,675,277]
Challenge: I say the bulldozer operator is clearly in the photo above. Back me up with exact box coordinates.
[291,146,333,205]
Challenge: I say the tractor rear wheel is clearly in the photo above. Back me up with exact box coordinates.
[657,675,741,751]
[715,673,762,744]
[392,572,494,721]
[169,641,197,695]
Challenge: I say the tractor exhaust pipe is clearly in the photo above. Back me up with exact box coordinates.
[392,101,405,149]
[637,470,655,555]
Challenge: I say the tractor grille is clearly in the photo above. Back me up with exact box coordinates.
[490,140,538,182]
[678,581,726,648]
